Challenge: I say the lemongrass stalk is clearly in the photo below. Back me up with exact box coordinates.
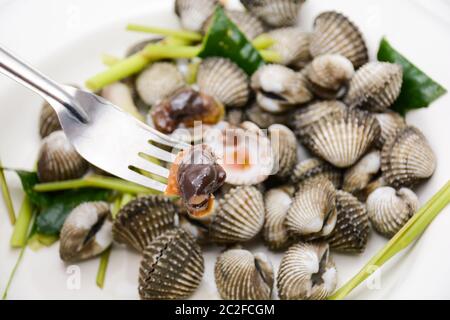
[126,24,203,42]
[259,50,282,63]
[33,175,155,194]
[330,181,450,300]
[96,247,111,289]
[142,44,202,60]
[0,160,16,225]
[2,245,26,300]
[10,197,34,248]
[252,34,275,50]
[160,36,193,46]
[102,54,121,67]
[120,193,135,208]
[186,60,200,84]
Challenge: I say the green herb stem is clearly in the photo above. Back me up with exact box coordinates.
[259,50,282,63]
[142,44,202,60]
[34,175,155,194]
[252,34,276,50]
[126,24,203,42]
[102,54,121,67]
[96,247,111,289]
[330,180,450,300]
[0,161,16,225]
[10,196,34,248]
[2,245,26,300]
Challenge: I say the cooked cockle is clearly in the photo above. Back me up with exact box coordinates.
[135,63,185,106]
[290,158,342,188]
[267,28,312,68]
[268,124,298,179]
[59,202,112,262]
[39,101,61,138]
[179,215,210,245]
[367,187,419,238]
[197,58,250,108]
[343,150,381,194]
[310,11,368,68]
[293,100,347,142]
[203,10,265,40]
[285,177,337,239]
[374,111,407,147]
[381,126,436,188]
[241,0,305,28]
[139,228,204,300]
[277,242,337,300]
[151,87,224,134]
[101,82,143,120]
[245,101,291,129]
[215,248,274,300]
[263,186,295,250]
[209,186,265,244]
[251,64,313,114]
[326,191,370,253]
[344,62,403,112]
[112,195,177,253]
[305,54,355,99]
[301,108,381,168]
[175,0,218,32]
[37,130,88,182]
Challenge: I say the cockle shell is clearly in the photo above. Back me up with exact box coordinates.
[268,28,312,68]
[268,124,298,179]
[245,101,291,129]
[175,0,218,32]
[367,187,419,238]
[135,63,185,106]
[241,0,305,28]
[197,58,250,108]
[215,249,274,300]
[381,126,436,188]
[209,186,265,243]
[101,82,144,120]
[374,111,406,147]
[251,64,313,114]
[59,202,112,262]
[112,196,177,253]
[225,10,265,40]
[306,54,355,99]
[179,215,210,245]
[285,177,337,239]
[37,130,88,182]
[39,101,61,138]
[343,150,381,194]
[326,191,370,253]
[290,158,342,188]
[263,186,295,250]
[277,242,337,300]
[139,228,204,300]
[345,62,403,112]
[310,11,368,68]
[301,108,381,168]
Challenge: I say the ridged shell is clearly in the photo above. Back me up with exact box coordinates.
[251,64,313,114]
[263,186,295,250]
[59,202,112,262]
[197,58,250,108]
[209,186,265,243]
[381,127,436,188]
[367,187,419,238]
[179,215,210,245]
[343,150,381,194]
[241,0,305,28]
[285,178,337,239]
[326,191,370,253]
[139,228,204,300]
[277,242,337,300]
[374,111,407,147]
[293,100,347,142]
[112,196,177,253]
[39,101,61,138]
[215,249,274,300]
[245,101,291,129]
[306,54,355,99]
[226,10,265,40]
[37,130,88,182]
[301,108,381,168]
[345,62,403,112]
[136,63,185,106]
[310,11,368,68]
[290,158,342,188]
[175,0,218,32]
[268,28,312,67]
[269,124,298,178]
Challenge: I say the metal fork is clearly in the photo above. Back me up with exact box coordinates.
[0,46,189,192]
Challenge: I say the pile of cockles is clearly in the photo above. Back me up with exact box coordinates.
[35,0,437,300]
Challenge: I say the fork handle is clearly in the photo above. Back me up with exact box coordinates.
[0,45,88,123]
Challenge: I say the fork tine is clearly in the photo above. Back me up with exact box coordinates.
[130,156,171,178]
[142,124,190,150]
[126,170,167,192]
[145,144,178,163]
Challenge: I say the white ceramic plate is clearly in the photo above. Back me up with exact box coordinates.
[0,0,449,300]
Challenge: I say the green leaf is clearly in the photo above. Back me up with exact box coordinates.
[16,171,51,207]
[377,38,447,115]
[199,6,264,75]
